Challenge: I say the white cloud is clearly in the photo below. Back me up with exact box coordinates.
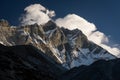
[55,14,120,57]
[89,31,109,45]
[20,4,55,26]
[56,14,96,36]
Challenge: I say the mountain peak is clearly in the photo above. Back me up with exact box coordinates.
[0,19,116,69]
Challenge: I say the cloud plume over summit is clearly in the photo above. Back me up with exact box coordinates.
[20,4,55,26]
[55,14,120,56]
[20,4,120,57]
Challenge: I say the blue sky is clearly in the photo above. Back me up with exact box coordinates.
[0,0,120,44]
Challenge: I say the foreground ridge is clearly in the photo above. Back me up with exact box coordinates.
[0,44,120,80]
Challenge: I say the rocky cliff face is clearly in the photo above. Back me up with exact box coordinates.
[0,20,116,69]
[0,44,66,80]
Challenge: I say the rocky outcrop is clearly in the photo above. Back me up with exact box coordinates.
[0,19,9,27]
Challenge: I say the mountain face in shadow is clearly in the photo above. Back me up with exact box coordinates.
[0,44,66,80]
[60,59,120,80]
[0,44,120,80]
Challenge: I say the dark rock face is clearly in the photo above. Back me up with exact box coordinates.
[60,59,120,80]
[0,44,66,80]
[43,20,57,32]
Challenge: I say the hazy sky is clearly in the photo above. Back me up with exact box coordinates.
[0,0,120,44]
